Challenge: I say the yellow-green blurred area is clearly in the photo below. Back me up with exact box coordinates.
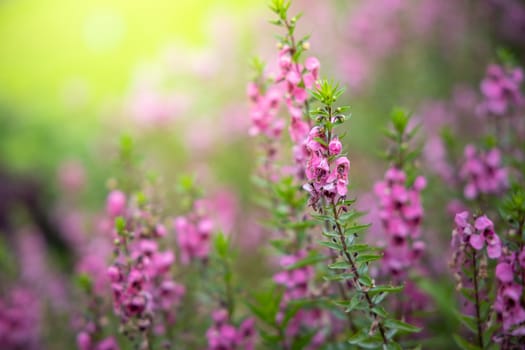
[0,0,261,173]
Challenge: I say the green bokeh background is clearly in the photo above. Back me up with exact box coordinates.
[0,0,260,171]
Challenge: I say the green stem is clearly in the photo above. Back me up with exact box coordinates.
[471,250,484,349]
[321,199,356,332]
[330,198,388,345]
[223,258,235,320]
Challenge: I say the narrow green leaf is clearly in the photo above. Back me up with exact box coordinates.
[319,240,342,250]
[456,313,478,333]
[369,285,404,294]
[356,254,382,264]
[372,306,388,318]
[384,319,421,333]
[344,224,371,236]
[328,261,350,270]
[453,334,482,350]
[358,275,373,287]
[286,253,327,270]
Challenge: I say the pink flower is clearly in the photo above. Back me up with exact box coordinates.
[95,337,120,350]
[460,145,508,200]
[469,215,501,259]
[496,262,514,284]
[77,332,91,350]
[478,64,524,116]
[494,281,525,332]
[155,224,167,237]
[289,115,309,144]
[376,167,427,277]
[332,157,350,196]
[106,190,126,217]
[246,82,259,102]
[107,265,122,283]
[174,207,214,264]
[206,310,257,350]
[328,138,342,155]
[304,57,320,88]
[452,212,501,259]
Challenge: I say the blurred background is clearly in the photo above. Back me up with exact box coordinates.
[1,0,523,200]
[0,0,524,347]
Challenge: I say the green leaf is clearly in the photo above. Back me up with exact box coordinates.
[460,287,475,303]
[372,306,388,318]
[390,107,410,135]
[114,216,126,235]
[347,331,367,345]
[177,173,195,192]
[348,332,384,349]
[456,313,478,333]
[322,230,339,238]
[344,294,363,312]
[246,301,272,326]
[75,273,93,293]
[323,273,354,282]
[247,287,283,327]
[347,243,374,254]
[286,253,327,270]
[358,275,373,287]
[453,334,482,350]
[282,220,317,231]
[312,213,336,225]
[384,319,421,333]
[259,329,281,345]
[384,342,403,350]
[213,232,229,259]
[344,224,371,236]
[356,253,382,264]
[319,240,342,250]
[328,261,350,270]
[269,239,288,253]
[369,285,404,294]
[372,292,388,305]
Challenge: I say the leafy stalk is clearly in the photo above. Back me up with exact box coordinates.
[309,81,420,349]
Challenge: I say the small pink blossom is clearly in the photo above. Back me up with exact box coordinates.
[106,191,126,217]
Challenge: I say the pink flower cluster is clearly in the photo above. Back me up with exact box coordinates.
[174,201,214,264]
[77,333,119,350]
[460,145,508,200]
[494,251,525,335]
[273,250,327,348]
[452,211,502,259]
[277,48,319,142]
[374,168,426,275]
[273,250,314,301]
[0,288,41,350]
[281,53,320,176]
[277,48,319,103]
[248,48,320,179]
[105,191,185,337]
[247,83,284,139]
[206,309,256,350]
[478,64,524,116]
[303,127,350,207]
